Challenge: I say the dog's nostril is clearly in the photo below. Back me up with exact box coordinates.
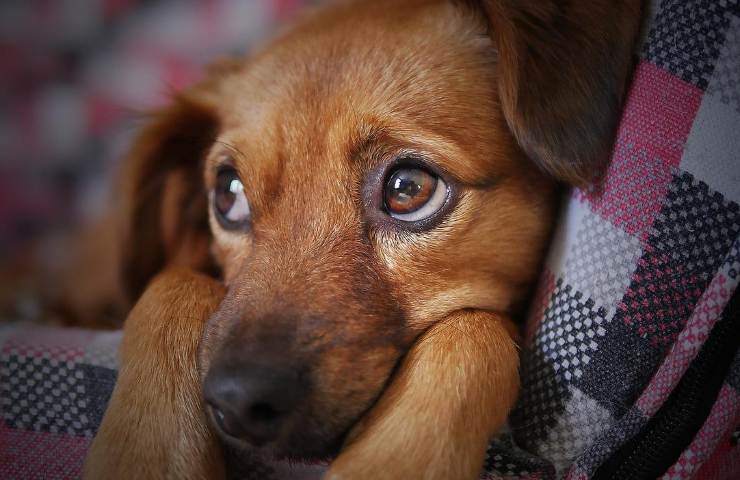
[249,402,281,423]
[210,405,228,430]
[207,403,247,440]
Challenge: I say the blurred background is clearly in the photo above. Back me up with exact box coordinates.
[0,0,303,261]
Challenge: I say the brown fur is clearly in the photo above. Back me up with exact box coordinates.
[80,0,642,478]
[483,0,641,185]
[84,270,225,479]
[325,311,520,479]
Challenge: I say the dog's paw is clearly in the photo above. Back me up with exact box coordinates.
[324,451,415,480]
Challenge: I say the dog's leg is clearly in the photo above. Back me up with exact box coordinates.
[326,311,520,480]
[83,269,225,480]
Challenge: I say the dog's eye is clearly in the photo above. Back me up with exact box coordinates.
[384,167,448,222]
[213,167,250,229]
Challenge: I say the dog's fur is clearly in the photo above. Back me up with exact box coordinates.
[77,0,642,478]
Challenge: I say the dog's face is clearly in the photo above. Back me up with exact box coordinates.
[199,0,554,458]
[120,0,639,461]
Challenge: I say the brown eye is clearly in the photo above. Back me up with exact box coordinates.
[384,167,448,221]
[212,167,250,229]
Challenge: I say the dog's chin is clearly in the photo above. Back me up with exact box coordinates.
[264,430,346,462]
[215,421,348,464]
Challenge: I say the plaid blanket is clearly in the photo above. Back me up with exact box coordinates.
[1,0,739,478]
[495,0,740,478]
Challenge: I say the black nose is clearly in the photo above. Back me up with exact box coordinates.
[203,363,307,446]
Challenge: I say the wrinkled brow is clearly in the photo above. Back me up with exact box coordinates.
[345,124,388,166]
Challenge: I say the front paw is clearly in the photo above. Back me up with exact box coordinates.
[83,269,226,479]
[324,455,390,480]
[323,433,433,480]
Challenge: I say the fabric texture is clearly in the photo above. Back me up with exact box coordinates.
[491,0,740,478]
[1,0,739,479]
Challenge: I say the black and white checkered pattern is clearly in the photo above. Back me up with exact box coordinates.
[644,0,739,89]
[1,354,93,437]
[709,16,740,112]
[483,433,555,479]
[510,339,571,448]
[564,213,643,317]
[0,347,116,439]
[535,280,610,383]
[574,317,662,417]
[534,387,613,475]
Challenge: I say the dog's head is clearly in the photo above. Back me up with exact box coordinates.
[120,0,640,459]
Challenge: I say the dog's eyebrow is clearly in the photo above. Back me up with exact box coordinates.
[346,124,387,164]
[344,123,500,189]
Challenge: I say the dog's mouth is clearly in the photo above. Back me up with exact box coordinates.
[206,401,350,462]
[203,347,406,464]
[199,295,411,465]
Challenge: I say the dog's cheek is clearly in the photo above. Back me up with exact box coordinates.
[310,343,401,430]
[370,206,481,330]
[372,180,557,328]
[208,226,253,285]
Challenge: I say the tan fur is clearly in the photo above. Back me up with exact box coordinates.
[75,0,643,478]
[84,270,225,479]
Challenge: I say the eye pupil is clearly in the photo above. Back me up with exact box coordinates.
[393,177,422,198]
[385,168,436,215]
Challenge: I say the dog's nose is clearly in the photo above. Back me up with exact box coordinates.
[203,363,307,446]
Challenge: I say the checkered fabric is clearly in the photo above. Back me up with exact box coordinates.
[1,0,739,479]
[490,0,740,478]
[0,327,120,479]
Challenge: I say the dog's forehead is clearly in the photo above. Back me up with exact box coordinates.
[210,0,522,213]
[219,2,500,150]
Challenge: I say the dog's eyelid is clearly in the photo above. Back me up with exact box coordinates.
[461,175,500,190]
[213,139,248,163]
[387,150,471,189]
[207,153,252,191]
[348,125,389,165]
[209,151,236,170]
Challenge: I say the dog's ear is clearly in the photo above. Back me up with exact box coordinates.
[480,0,641,185]
[119,83,222,301]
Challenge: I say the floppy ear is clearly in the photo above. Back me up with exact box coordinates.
[481,0,642,185]
[119,86,221,301]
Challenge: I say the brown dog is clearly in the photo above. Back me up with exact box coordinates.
[81,0,642,478]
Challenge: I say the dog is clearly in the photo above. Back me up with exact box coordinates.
[78,0,642,478]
